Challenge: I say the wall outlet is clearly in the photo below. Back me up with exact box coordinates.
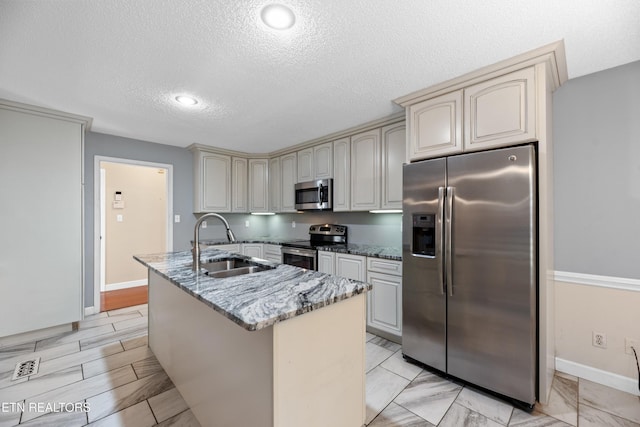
[592,331,607,349]
[292,221,296,228]
[174,214,181,223]
[201,221,207,228]
[625,338,638,355]
[245,220,250,228]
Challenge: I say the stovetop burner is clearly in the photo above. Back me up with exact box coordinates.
[281,224,348,249]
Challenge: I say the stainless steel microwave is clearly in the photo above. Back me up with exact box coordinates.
[294,178,333,211]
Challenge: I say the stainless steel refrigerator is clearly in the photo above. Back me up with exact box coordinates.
[402,144,537,406]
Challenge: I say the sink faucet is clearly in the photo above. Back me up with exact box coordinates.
[193,213,237,271]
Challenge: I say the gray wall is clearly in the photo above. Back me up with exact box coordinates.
[553,60,640,279]
[84,132,195,306]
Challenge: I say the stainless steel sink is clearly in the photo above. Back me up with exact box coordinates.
[199,257,273,278]
[206,266,267,278]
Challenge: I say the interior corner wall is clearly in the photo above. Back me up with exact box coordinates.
[84,132,194,308]
[552,60,640,384]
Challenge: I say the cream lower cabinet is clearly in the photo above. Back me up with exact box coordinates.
[335,253,366,281]
[205,243,242,254]
[242,243,263,259]
[366,258,402,341]
[263,244,282,263]
[317,251,336,275]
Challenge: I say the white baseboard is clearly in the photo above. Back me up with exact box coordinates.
[0,324,73,349]
[554,271,640,292]
[105,279,147,292]
[556,357,639,396]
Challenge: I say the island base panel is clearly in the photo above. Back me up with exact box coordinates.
[148,270,366,427]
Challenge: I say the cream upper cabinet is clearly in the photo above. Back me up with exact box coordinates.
[249,158,269,213]
[194,150,232,212]
[298,142,333,182]
[464,67,536,151]
[297,147,313,182]
[407,90,463,161]
[313,142,333,179]
[268,157,280,213]
[280,152,297,212]
[231,157,248,213]
[381,122,405,209]
[332,137,351,212]
[350,129,381,211]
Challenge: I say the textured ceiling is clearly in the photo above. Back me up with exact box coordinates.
[1,0,639,153]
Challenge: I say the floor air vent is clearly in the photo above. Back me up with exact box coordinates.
[12,357,40,381]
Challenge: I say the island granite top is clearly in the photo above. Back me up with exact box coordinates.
[134,248,371,331]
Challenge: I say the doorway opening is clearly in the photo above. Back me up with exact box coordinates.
[94,156,173,312]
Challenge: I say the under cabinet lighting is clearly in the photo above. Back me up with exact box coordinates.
[260,4,295,30]
[369,209,403,214]
[251,212,276,215]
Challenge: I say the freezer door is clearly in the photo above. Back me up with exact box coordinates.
[446,145,537,405]
[402,158,447,372]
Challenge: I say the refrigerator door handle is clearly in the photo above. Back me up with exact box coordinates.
[437,186,445,294]
[446,186,454,296]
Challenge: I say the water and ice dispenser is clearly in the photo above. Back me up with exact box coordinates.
[412,213,435,257]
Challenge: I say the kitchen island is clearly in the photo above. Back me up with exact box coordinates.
[135,248,371,427]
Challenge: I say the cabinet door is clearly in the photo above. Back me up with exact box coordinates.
[280,153,297,212]
[313,142,333,179]
[381,122,405,209]
[464,67,536,151]
[268,157,280,213]
[367,271,402,337]
[407,90,462,161]
[232,157,248,213]
[297,148,313,182]
[208,243,242,254]
[335,253,366,281]
[249,159,269,213]
[317,251,336,275]
[198,152,231,212]
[242,243,263,258]
[332,137,350,212]
[350,129,381,211]
[263,244,282,263]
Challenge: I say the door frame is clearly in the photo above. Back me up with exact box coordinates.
[93,156,174,313]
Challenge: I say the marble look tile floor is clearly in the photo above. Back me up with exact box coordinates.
[364,333,640,427]
[0,305,638,426]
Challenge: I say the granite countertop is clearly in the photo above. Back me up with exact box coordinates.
[199,239,402,261]
[134,248,371,331]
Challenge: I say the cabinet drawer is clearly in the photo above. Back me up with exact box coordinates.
[366,257,402,276]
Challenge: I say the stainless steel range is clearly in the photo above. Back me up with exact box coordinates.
[281,224,348,270]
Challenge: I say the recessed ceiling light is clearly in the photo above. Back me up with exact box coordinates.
[175,95,198,106]
[261,4,295,30]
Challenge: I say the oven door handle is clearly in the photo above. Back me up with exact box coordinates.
[281,247,316,256]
